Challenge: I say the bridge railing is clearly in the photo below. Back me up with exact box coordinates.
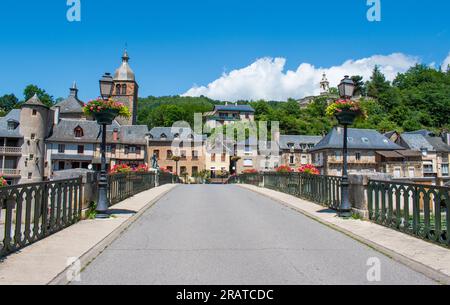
[233,173,342,210]
[368,180,449,247]
[0,178,83,257]
[108,172,157,206]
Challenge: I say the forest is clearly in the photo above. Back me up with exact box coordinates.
[1,64,449,136]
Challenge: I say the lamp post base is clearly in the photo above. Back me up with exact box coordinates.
[95,212,110,219]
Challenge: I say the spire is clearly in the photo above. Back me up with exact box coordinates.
[114,50,135,81]
[70,81,78,97]
[320,73,330,95]
[122,49,130,63]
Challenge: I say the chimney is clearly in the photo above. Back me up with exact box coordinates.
[54,106,60,124]
[113,128,119,141]
[443,133,450,145]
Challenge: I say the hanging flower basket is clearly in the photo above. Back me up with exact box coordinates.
[326,99,366,125]
[0,176,8,187]
[83,98,131,125]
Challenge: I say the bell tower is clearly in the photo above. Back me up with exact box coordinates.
[112,50,139,125]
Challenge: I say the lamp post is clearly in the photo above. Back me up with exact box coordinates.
[95,73,114,219]
[337,75,355,218]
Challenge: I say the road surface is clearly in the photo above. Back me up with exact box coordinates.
[76,185,435,285]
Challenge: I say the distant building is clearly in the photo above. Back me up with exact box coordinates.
[204,103,255,129]
[310,128,403,176]
[387,130,450,184]
[279,135,323,170]
[147,127,205,178]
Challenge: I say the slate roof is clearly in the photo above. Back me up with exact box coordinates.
[53,84,84,115]
[46,119,148,145]
[399,132,450,152]
[214,105,255,113]
[423,137,450,152]
[23,94,48,108]
[148,127,204,142]
[114,50,135,81]
[310,128,403,152]
[280,135,323,150]
[0,109,23,138]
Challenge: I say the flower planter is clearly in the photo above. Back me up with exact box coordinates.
[335,110,358,125]
[93,109,119,125]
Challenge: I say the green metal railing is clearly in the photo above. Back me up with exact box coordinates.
[0,178,83,257]
[368,180,449,247]
[108,172,157,205]
[233,173,342,209]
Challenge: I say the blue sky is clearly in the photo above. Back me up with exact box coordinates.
[0,0,449,101]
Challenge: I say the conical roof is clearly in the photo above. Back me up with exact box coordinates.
[113,50,135,81]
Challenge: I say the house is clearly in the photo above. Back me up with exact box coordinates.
[389,130,450,184]
[204,103,255,129]
[147,127,205,178]
[0,94,53,184]
[375,150,423,179]
[310,128,403,176]
[279,135,323,170]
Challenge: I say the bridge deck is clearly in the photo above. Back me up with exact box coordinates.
[76,185,435,285]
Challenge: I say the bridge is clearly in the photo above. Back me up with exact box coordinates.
[0,172,449,285]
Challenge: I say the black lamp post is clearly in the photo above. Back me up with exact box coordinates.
[95,73,114,219]
[336,75,355,218]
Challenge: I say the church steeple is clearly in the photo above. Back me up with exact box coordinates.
[111,50,139,125]
[320,73,330,95]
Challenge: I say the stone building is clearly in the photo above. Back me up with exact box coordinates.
[147,127,205,178]
[0,110,25,184]
[310,128,403,176]
[204,104,255,129]
[387,130,450,185]
[279,135,323,170]
[375,150,423,179]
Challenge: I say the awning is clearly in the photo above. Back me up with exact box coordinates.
[397,150,422,157]
[376,151,403,158]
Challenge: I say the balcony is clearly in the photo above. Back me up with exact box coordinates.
[1,169,21,177]
[0,146,22,156]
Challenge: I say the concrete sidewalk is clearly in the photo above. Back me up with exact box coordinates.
[0,184,177,285]
[239,184,450,284]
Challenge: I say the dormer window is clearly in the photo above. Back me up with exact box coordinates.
[7,122,16,130]
[174,133,180,139]
[160,133,167,140]
[361,137,370,143]
[421,148,428,157]
[74,126,84,138]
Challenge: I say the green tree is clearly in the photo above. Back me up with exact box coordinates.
[0,94,19,113]
[23,84,54,107]
[351,75,366,97]
[366,66,390,99]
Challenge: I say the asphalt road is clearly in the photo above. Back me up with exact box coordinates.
[76,185,435,285]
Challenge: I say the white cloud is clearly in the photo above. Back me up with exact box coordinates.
[183,53,420,101]
[441,52,450,71]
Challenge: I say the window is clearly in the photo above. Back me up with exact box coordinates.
[77,145,84,154]
[361,137,370,143]
[153,150,160,159]
[160,133,167,140]
[409,167,415,178]
[7,122,16,130]
[167,166,173,173]
[121,84,127,95]
[29,154,34,160]
[421,148,428,157]
[58,161,65,170]
[243,159,253,167]
[355,152,361,161]
[28,173,32,179]
[221,153,226,162]
[31,134,36,140]
[32,109,37,116]
[136,146,141,155]
[58,144,65,153]
[180,166,187,174]
[289,155,295,164]
[192,150,199,160]
[129,146,137,153]
[442,164,449,177]
[167,150,173,160]
[116,84,121,95]
[245,146,252,154]
[111,144,116,154]
[74,127,84,138]
[335,151,341,161]
[181,150,187,159]
[393,167,401,178]
[211,153,216,162]
[192,166,199,175]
